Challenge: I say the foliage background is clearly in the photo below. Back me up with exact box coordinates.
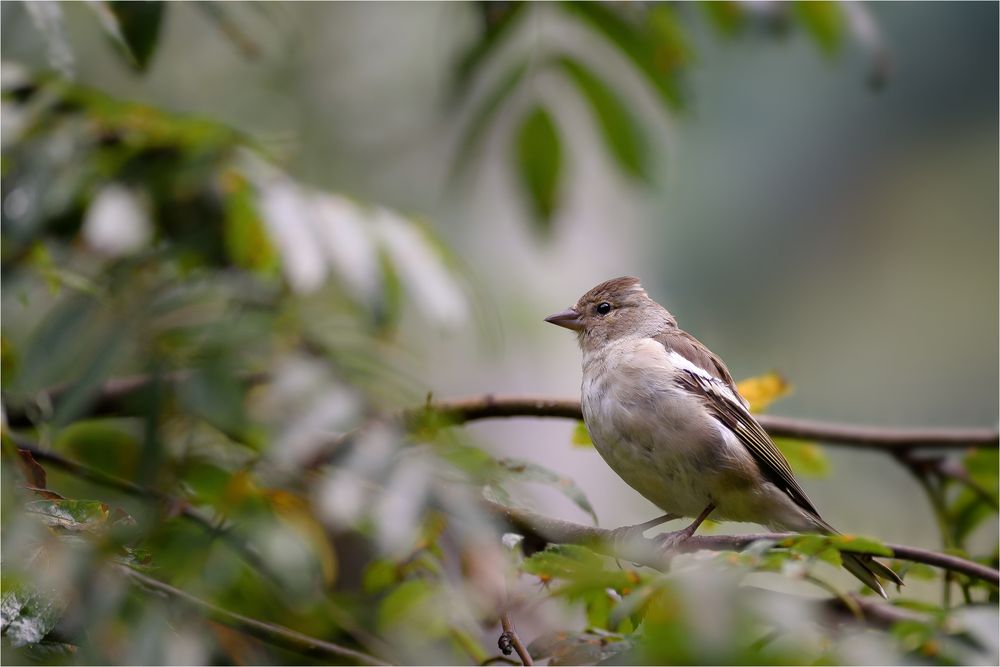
[1,1,997,665]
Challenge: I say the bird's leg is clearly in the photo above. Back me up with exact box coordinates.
[607,513,679,548]
[654,504,715,552]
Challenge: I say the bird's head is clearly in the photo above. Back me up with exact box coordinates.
[545,276,676,350]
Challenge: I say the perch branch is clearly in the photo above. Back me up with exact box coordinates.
[7,378,995,451]
[484,501,1000,586]
[416,395,998,451]
[117,565,385,665]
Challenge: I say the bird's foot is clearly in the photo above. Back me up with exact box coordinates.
[607,514,678,550]
[653,527,697,553]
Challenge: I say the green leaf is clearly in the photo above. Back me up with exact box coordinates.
[563,2,689,112]
[964,448,999,500]
[104,1,166,71]
[55,420,140,479]
[699,1,746,37]
[827,534,893,558]
[773,437,829,477]
[515,106,562,233]
[455,2,528,94]
[451,61,528,180]
[222,171,278,273]
[24,499,110,531]
[557,57,651,182]
[0,581,66,648]
[793,0,844,56]
[571,421,593,448]
[497,458,597,524]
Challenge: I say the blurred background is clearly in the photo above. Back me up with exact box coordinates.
[2,2,997,665]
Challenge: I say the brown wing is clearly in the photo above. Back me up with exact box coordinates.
[657,330,825,522]
[653,330,742,402]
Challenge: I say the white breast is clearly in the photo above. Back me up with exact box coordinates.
[581,337,723,516]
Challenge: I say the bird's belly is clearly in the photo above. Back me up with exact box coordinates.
[583,379,720,517]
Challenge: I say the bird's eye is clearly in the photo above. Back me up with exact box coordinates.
[596,302,612,315]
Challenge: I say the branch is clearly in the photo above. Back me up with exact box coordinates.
[117,565,385,665]
[418,395,998,451]
[498,611,533,666]
[485,501,1000,586]
[8,434,284,586]
[8,378,995,452]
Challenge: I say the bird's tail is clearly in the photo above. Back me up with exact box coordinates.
[810,517,904,599]
[840,551,904,599]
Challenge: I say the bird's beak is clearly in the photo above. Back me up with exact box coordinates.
[544,308,584,331]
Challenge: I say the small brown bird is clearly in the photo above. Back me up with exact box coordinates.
[545,276,901,597]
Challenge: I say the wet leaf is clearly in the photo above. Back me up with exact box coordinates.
[515,106,562,233]
[25,498,111,531]
[0,581,66,648]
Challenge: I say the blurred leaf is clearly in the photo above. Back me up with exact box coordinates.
[963,448,998,499]
[99,1,166,71]
[793,0,844,55]
[452,61,528,179]
[557,57,651,182]
[455,2,527,93]
[497,458,597,524]
[515,106,562,232]
[25,498,111,531]
[179,355,250,442]
[54,420,140,479]
[700,1,746,37]
[14,449,47,489]
[221,171,278,273]
[571,421,593,448]
[0,580,66,648]
[736,371,790,413]
[827,534,893,558]
[773,437,829,477]
[563,1,689,111]
[528,629,633,666]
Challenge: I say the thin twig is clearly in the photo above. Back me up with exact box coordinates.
[8,434,282,585]
[117,565,386,665]
[499,611,533,666]
[484,501,1000,586]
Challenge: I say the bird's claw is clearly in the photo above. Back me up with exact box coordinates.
[654,528,695,553]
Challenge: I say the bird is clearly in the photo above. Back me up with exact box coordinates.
[544,276,902,597]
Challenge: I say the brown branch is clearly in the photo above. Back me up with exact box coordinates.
[7,434,284,586]
[419,395,998,451]
[8,376,995,452]
[117,565,385,665]
[485,501,1000,586]
[498,611,533,666]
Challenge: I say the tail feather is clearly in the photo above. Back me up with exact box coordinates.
[840,552,902,599]
[809,517,904,598]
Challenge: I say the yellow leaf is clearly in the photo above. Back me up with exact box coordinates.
[736,372,791,413]
[571,421,593,448]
